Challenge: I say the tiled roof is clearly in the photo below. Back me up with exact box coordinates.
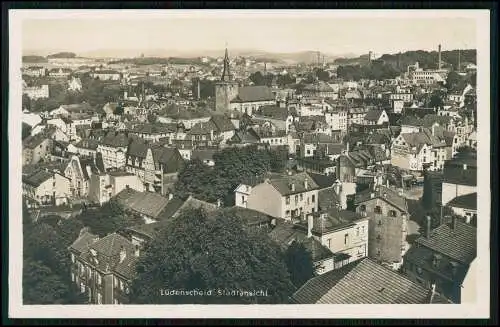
[290,258,432,304]
[22,169,54,187]
[75,138,99,150]
[415,221,477,265]
[306,172,336,190]
[232,85,275,103]
[124,222,163,240]
[127,139,149,158]
[364,109,384,122]
[188,120,217,135]
[22,133,49,149]
[354,185,408,213]
[159,197,185,219]
[210,115,235,132]
[79,232,138,279]
[131,123,177,134]
[268,221,333,262]
[258,105,289,121]
[295,210,365,235]
[228,130,260,144]
[69,231,99,254]
[442,165,476,187]
[114,188,171,219]
[268,172,320,196]
[447,192,477,210]
[101,131,129,148]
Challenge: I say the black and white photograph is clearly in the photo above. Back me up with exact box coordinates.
[8,9,491,319]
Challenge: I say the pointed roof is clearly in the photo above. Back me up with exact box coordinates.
[220,48,232,82]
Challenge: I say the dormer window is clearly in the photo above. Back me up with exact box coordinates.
[374,206,382,214]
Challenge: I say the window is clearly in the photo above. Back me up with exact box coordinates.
[241,196,245,204]
[344,234,349,245]
[377,234,382,242]
[97,273,102,285]
[312,195,315,203]
[300,194,303,201]
[389,210,397,217]
[360,204,366,212]
[97,292,102,304]
[362,226,365,234]
[356,227,360,236]
[327,239,332,248]
[374,206,382,214]
[71,273,75,282]
[294,195,298,203]
[285,210,290,217]
[286,196,290,205]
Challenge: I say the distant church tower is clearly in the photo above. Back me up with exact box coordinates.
[215,48,239,112]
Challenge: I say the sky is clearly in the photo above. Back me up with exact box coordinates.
[20,11,478,57]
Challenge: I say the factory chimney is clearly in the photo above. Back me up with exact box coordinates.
[438,44,442,70]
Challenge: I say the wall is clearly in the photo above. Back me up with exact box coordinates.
[112,174,145,195]
[246,182,283,218]
[215,82,239,112]
[441,182,476,206]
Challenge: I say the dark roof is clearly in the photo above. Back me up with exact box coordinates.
[447,192,477,210]
[258,105,289,120]
[69,231,99,254]
[268,172,320,196]
[101,131,129,148]
[415,221,477,265]
[114,188,171,219]
[22,169,55,187]
[442,165,476,187]
[306,172,336,190]
[228,130,260,144]
[22,133,49,149]
[354,185,408,213]
[210,115,235,132]
[268,220,333,262]
[124,222,163,241]
[75,138,99,150]
[295,210,366,235]
[131,123,177,134]
[364,109,384,122]
[79,232,138,279]
[127,139,149,158]
[290,258,432,304]
[160,195,218,220]
[232,86,275,103]
[188,120,217,135]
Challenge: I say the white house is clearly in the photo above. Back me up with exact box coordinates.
[22,169,71,207]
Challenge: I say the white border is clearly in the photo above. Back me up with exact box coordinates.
[9,9,491,319]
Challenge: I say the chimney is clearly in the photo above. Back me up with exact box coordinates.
[168,193,173,200]
[119,246,126,263]
[451,215,457,230]
[307,214,313,238]
[290,183,295,192]
[134,244,140,257]
[304,179,309,190]
[426,215,432,239]
[438,44,442,70]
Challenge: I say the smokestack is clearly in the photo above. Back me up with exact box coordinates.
[307,214,313,238]
[134,244,140,257]
[438,44,442,70]
[426,215,432,239]
[451,215,457,230]
[119,246,126,263]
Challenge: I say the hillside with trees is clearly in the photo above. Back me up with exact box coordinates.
[22,55,48,63]
[47,52,77,59]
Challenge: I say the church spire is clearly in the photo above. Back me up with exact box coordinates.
[221,47,232,82]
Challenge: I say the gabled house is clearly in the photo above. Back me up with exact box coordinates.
[234,172,319,221]
[402,218,476,303]
[22,133,53,166]
[126,139,185,194]
[363,109,389,126]
[69,232,138,304]
[22,168,71,207]
[97,131,130,170]
[229,85,276,116]
[64,155,103,198]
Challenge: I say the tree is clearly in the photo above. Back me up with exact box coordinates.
[129,208,296,304]
[75,200,143,237]
[23,258,71,304]
[428,90,446,109]
[284,241,315,288]
[147,113,157,124]
[249,71,266,86]
[313,68,330,82]
[445,71,462,91]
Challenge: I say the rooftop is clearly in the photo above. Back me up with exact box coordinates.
[290,258,433,304]
[354,185,408,213]
[114,188,171,220]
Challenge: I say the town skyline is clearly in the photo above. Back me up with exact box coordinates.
[21,12,477,59]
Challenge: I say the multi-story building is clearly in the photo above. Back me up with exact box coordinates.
[402,218,477,303]
[126,140,185,194]
[48,68,72,78]
[22,133,53,166]
[324,108,348,134]
[97,132,129,170]
[92,70,121,81]
[354,185,410,270]
[22,168,71,207]
[22,66,46,77]
[295,210,369,272]
[69,232,138,305]
[234,172,320,220]
[64,155,102,198]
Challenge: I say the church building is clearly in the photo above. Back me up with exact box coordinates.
[215,48,276,115]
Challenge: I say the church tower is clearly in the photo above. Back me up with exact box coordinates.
[215,48,239,112]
